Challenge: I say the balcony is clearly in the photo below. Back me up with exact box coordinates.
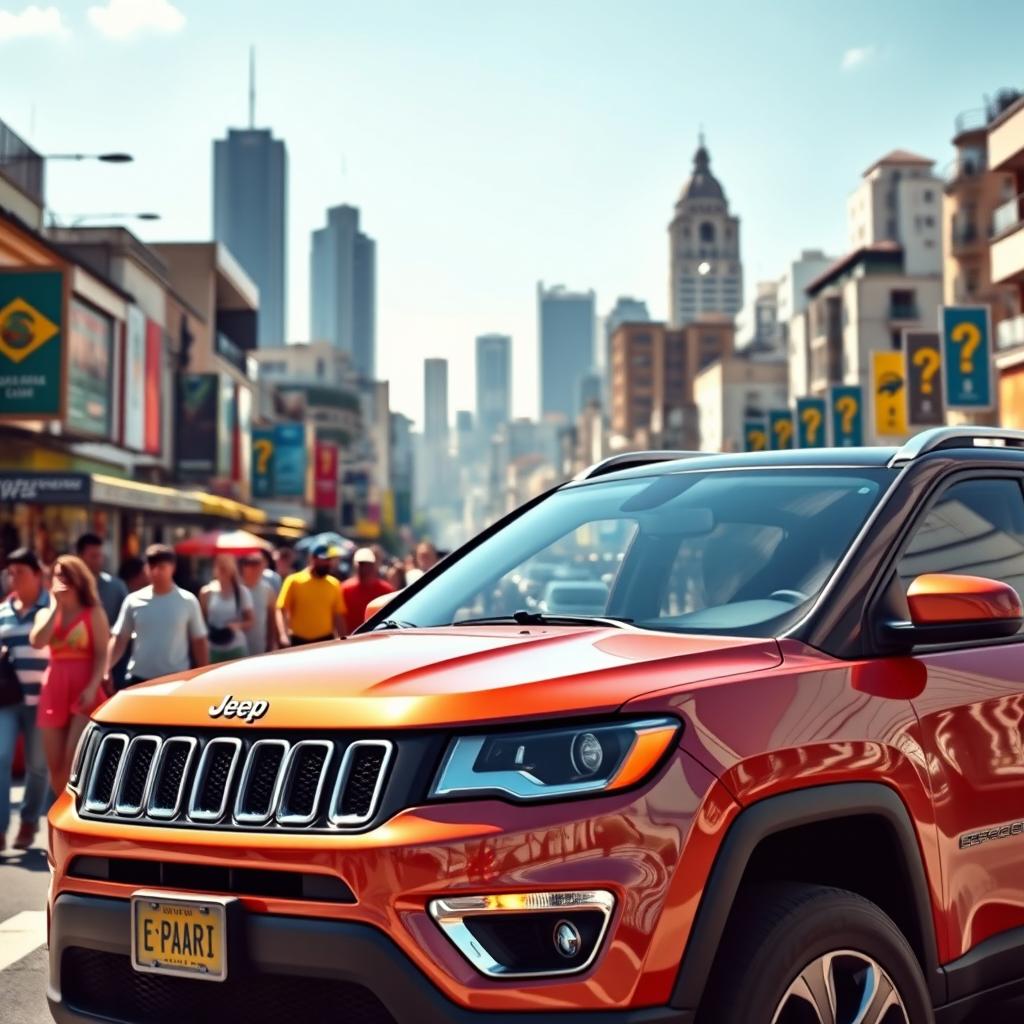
[888,303,920,321]
[943,155,987,187]
[954,108,989,139]
[988,95,1024,172]
[991,194,1024,285]
[997,313,1024,351]
[951,221,983,252]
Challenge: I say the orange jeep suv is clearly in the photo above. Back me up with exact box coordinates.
[47,428,1024,1024]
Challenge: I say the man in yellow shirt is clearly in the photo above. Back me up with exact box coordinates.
[276,544,348,646]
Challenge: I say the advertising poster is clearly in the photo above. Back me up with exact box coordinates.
[314,441,339,510]
[941,305,994,411]
[251,427,275,498]
[795,397,827,448]
[124,305,146,450]
[768,409,794,450]
[903,330,945,427]
[871,350,908,438]
[144,319,163,455]
[743,419,768,452]
[273,422,307,497]
[217,377,237,480]
[829,385,864,447]
[0,269,64,420]
[67,298,114,438]
[177,373,219,475]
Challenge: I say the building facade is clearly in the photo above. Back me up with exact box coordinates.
[695,355,788,454]
[669,139,743,327]
[213,127,287,347]
[310,204,377,379]
[538,282,595,424]
[475,333,511,441]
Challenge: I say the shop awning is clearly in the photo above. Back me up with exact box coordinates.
[193,493,268,525]
[91,475,202,515]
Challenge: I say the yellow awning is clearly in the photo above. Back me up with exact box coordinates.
[192,493,268,524]
[92,475,202,515]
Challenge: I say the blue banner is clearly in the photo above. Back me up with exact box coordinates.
[273,423,307,497]
[743,419,767,452]
[768,409,794,450]
[796,397,827,448]
[829,385,864,447]
[251,427,275,499]
[942,306,993,410]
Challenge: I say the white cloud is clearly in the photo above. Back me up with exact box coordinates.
[87,0,185,39]
[0,5,68,42]
[841,45,875,71]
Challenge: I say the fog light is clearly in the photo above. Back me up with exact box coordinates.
[429,890,614,978]
[571,732,603,777]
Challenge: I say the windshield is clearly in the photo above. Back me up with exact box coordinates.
[382,468,893,637]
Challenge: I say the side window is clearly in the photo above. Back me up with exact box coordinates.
[898,478,1024,603]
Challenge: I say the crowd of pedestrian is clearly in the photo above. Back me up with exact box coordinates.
[0,530,441,854]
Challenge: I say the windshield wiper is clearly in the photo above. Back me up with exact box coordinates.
[374,618,418,630]
[451,609,632,628]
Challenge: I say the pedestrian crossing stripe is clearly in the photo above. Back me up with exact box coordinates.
[0,911,47,971]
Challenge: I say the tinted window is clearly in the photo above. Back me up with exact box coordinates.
[898,478,1024,602]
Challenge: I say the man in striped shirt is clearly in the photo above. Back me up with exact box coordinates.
[0,548,51,853]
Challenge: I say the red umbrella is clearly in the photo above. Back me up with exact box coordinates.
[174,529,271,558]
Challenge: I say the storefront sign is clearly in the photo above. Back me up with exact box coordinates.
[177,373,219,475]
[314,441,339,510]
[903,330,945,427]
[795,397,827,448]
[942,305,994,411]
[0,269,65,421]
[144,319,163,455]
[0,471,90,504]
[124,305,146,449]
[743,419,767,452]
[273,423,306,497]
[67,298,114,438]
[251,427,275,498]
[871,350,908,438]
[829,385,864,447]
[768,409,794,450]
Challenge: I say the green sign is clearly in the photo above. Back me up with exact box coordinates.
[830,385,864,447]
[0,269,64,420]
[743,419,767,452]
[796,397,827,448]
[942,305,993,411]
[768,409,795,450]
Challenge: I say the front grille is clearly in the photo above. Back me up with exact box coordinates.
[62,947,396,1024]
[77,729,395,834]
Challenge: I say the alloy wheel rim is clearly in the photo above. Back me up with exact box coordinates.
[770,949,909,1024]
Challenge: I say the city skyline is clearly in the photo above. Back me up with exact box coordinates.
[4,1,1024,426]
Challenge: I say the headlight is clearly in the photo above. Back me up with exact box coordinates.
[430,718,680,801]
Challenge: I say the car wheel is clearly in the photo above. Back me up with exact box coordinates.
[697,882,933,1024]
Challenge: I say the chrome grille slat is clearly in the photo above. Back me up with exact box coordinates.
[84,733,129,813]
[147,737,198,819]
[277,740,334,826]
[114,736,162,816]
[329,740,394,827]
[188,737,242,822]
[233,739,290,824]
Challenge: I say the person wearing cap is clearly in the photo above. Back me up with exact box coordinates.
[340,548,395,635]
[0,548,52,852]
[276,543,348,646]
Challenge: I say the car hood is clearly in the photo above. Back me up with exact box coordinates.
[96,626,782,730]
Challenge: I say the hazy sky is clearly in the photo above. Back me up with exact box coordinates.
[4,0,1024,427]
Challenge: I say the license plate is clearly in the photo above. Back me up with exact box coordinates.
[130,890,233,981]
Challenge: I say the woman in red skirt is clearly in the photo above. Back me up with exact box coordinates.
[30,555,109,794]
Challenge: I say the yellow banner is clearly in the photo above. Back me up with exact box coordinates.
[871,350,908,438]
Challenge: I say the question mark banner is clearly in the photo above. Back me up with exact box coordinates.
[903,330,945,426]
[251,428,276,498]
[743,418,768,452]
[942,305,993,410]
[796,397,827,448]
[768,409,795,450]
[829,385,864,447]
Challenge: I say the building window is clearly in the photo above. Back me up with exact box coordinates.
[699,222,716,243]
[890,330,902,350]
[923,190,934,202]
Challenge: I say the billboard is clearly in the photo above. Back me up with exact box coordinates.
[0,269,65,421]
[67,298,114,438]
[942,305,994,411]
[273,422,306,497]
[871,350,908,438]
[314,441,339,511]
[144,319,163,455]
[830,385,864,447]
[217,377,237,480]
[768,409,794,450]
[903,330,944,427]
[252,427,275,498]
[177,373,219,475]
[743,419,767,452]
[795,397,827,448]
[124,305,146,450]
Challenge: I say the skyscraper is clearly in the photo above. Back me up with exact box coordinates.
[668,137,743,327]
[475,333,511,441]
[423,358,449,442]
[310,204,377,379]
[213,62,287,348]
[538,282,595,424]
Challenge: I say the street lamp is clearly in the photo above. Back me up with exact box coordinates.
[42,152,134,163]
[69,212,160,227]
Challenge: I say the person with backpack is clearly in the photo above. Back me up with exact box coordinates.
[200,553,254,663]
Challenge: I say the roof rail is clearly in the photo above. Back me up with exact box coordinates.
[575,450,704,481]
[889,427,1024,466]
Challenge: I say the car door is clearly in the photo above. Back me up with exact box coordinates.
[896,473,1024,982]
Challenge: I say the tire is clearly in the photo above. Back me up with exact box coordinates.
[697,882,933,1024]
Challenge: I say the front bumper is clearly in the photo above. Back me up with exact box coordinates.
[48,893,694,1024]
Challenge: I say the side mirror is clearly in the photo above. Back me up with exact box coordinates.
[883,573,1023,648]
[364,591,398,624]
